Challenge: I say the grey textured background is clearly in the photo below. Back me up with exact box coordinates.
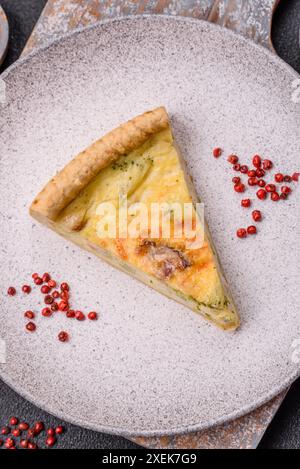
[0,0,299,449]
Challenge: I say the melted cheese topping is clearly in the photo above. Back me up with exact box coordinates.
[58,129,226,308]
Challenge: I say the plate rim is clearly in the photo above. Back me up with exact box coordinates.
[0,14,299,437]
[1,14,299,84]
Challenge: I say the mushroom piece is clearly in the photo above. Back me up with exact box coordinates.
[137,240,191,279]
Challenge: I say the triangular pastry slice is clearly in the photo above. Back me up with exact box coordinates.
[30,107,239,330]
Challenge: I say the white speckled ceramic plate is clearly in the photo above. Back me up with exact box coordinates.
[0,16,299,436]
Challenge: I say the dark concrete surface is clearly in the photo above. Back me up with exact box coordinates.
[0,0,299,449]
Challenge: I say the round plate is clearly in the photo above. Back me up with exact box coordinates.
[0,5,8,65]
[0,16,299,436]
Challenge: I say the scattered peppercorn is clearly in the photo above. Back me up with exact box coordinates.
[247,226,257,235]
[44,295,54,305]
[46,436,56,447]
[18,422,29,431]
[281,186,291,194]
[42,307,52,317]
[9,417,18,426]
[271,192,280,201]
[256,189,267,200]
[265,184,276,192]
[213,147,222,158]
[20,439,29,448]
[51,302,59,312]
[5,437,15,449]
[255,168,265,178]
[58,331,69,343]
[42,273,51,283]
[232,176,241,184]
[47,428,55,437]
[25,322,36,332]
[88,312,98,320]
[7,287,16,296]
[262,159,273,170]
[34,277,43,285]
[248,177,258,186]
[252,210,262,222]
[33,422,44,434]
[58,300,69,312]
[41,285,50,294]
[227,154,238,164]
[252,155,261,168]
[75,311,85,321]
[240,165,248,174]
[275,173,284,183]
[55,425,64,435]
[236,228,247,238]
[234,183,246,193]
[24,310,35,319]
[28,442,38,449]
[66,310,75,318]
[1,426,10,435]
[241,199,251,208]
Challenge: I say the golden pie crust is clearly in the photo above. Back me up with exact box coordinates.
[30,107,169,223]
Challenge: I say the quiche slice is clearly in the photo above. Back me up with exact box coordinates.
[30,107,240,330]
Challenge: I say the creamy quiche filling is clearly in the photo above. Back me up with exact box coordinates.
[56,129,238,329]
